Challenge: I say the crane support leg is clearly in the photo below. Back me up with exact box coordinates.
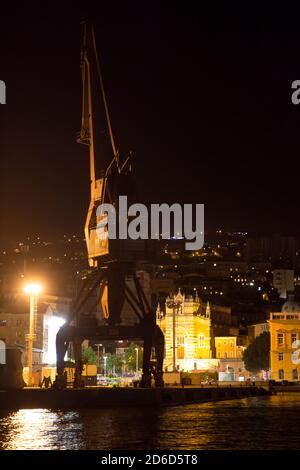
[141,335,152,388]
[73,338,84,388]
[54,329,69,389]
[153,325,165,387]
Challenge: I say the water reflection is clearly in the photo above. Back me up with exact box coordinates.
[1,395,300,450]
[0,409,84,450]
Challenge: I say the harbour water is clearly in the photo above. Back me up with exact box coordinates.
[0,394,299,450]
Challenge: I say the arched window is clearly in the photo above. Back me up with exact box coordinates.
[198,333,205,348]
[177,335,185,359]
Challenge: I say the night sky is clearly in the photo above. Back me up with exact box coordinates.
[1,4,300,244]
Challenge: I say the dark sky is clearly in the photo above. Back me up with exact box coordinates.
[1,4,300,244]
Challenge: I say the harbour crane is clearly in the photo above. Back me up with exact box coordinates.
[54,21,164,388]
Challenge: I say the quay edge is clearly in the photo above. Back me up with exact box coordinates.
[0,386,271,410]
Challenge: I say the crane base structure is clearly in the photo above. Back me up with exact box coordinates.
[55,265,165,389]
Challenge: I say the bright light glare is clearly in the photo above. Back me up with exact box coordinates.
[24,283,42,295]
[44,316,66,364]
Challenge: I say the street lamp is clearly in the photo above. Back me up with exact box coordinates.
[135,347,139,375]
[166,294,183,372]
[95,343,102,368]
[24,283,42,387]
[103,355,107,376]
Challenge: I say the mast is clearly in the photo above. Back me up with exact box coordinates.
[78,21,96,201]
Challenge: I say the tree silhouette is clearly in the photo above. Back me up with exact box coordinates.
[243,332,270,372]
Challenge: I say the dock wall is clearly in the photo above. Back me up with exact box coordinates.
[0,385,270,410]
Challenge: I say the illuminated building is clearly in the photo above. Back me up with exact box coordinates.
[248,322,269,342]
[0,311,43,365]
[269,294,300,381]
[214,336,245,359]
[157,290,231,371]
[0,295,70,367]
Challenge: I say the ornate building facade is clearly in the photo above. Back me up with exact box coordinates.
[269,295,300,382]
[157,290,231,372]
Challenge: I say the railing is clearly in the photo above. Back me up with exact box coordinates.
[270,313,300,320]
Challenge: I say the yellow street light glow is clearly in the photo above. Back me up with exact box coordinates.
[24,283,43,295]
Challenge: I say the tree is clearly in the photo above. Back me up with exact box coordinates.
[106,354,123,375]
[243,332,270,372]
[82,346,97,365]
[124,343,143,372]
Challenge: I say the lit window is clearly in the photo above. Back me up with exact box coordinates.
[277,333,284,346]
[292,333,297,346]
[198,334,205,348]
[292,351,298,363]
[177,335,185,359]
[177,335,185,346]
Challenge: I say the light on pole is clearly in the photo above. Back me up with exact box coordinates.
[24,283,42,387]
[103,355,107,376]
[166,294,183,372]
[135,347,139,374]
[20,244,29,276]
[95,343,102,368]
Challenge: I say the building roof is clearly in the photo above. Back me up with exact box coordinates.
[281,294,300,313]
